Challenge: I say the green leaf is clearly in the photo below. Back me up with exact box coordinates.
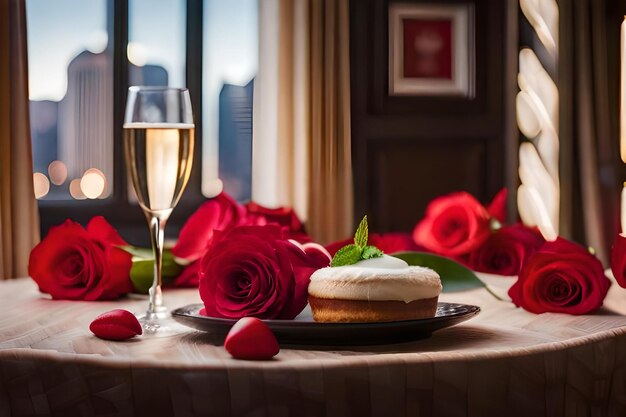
[354,215,368,247]
[130,259,156,294]
[118,245,153,259]
[392,251,485,293]
[331,244,363,267]
[129,248,183,293]
[361,245,383,260]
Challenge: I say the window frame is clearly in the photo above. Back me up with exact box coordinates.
[36,0,205,246]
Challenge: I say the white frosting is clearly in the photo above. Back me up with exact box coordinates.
[308,255,442,303]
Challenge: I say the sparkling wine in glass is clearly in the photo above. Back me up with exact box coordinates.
[123,86,194,334]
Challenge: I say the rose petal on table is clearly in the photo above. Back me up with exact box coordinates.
[224,317,279,360]
[89,309,142,341]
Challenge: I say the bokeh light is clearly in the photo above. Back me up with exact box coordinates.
[203,178,224,198]
[47,160,68,185]
[80,168,106,199]
[69,179,86,200]
[33,172,50,199]
[86,29,108,54]
[85,168,108,198]
[127,42,147,66]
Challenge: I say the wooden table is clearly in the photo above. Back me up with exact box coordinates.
[2,277,626,416]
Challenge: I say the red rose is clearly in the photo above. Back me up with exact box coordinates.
[413,192,491,256]
[468,224,544,276]
[326,232,423,256]
[610,234,626,288]
[371,232,423,254]
[246,201,304,231]
[486,188,507,224]
[28,217,133,300]
[325,237,352,256]
[170,261,201,288]
[172,192,246,262]
[508,238,610,314]
[199,225,330,319]
[246,201,311,243]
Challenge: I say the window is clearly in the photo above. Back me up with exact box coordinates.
[26,0,258,242]
[27,0,113,201]
[128,0,186,89]
[202,0,258,201]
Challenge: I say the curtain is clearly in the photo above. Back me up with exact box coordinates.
[0,0,40,279]
[558,0,620,265]
[253,0,353,243]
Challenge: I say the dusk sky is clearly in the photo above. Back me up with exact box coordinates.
[26,0,189,101]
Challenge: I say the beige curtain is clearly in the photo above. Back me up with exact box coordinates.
[558,0,615,265]
[0,0,40,279]
[252,0,353,243]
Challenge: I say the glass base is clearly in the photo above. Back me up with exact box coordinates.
[137,309,186,337]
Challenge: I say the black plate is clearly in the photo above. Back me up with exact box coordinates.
[172,302,480,345]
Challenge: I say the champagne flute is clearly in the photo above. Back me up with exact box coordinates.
[123,86,194,334]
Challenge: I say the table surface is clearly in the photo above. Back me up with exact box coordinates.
[1,277,626,367]
[3,277,626,416]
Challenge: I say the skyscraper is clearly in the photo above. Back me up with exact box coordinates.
[57,49,114,195]
[218,79,254,202]
[129,63,169,87]
[29,100,58,173]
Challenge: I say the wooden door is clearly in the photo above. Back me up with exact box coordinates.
[350,0,517,233]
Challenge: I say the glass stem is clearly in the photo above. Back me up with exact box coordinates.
[146,213,169,319]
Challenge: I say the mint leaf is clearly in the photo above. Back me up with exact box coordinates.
[331,215,386,267]
[354,215,368,247]
[392,252,484,293]
[361,245,383,259]
[331,244,362,267]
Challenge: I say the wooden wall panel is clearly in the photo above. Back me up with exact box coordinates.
[350,0,515,232]
[368,139,488,232]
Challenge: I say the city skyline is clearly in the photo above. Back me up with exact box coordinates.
[30,47,171,200]
[27,0,258,201]
[30,45,254,202]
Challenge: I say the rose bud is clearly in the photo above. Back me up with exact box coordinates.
[508,238,611,315]
[413,192,492,257]
[199,225,330,319]
[28,217,133,301]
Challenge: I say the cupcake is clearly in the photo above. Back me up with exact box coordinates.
[308,254,442,323]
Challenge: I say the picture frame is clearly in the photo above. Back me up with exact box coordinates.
[388,3,475,97]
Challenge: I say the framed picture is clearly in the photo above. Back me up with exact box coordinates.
[388,3,474,96]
